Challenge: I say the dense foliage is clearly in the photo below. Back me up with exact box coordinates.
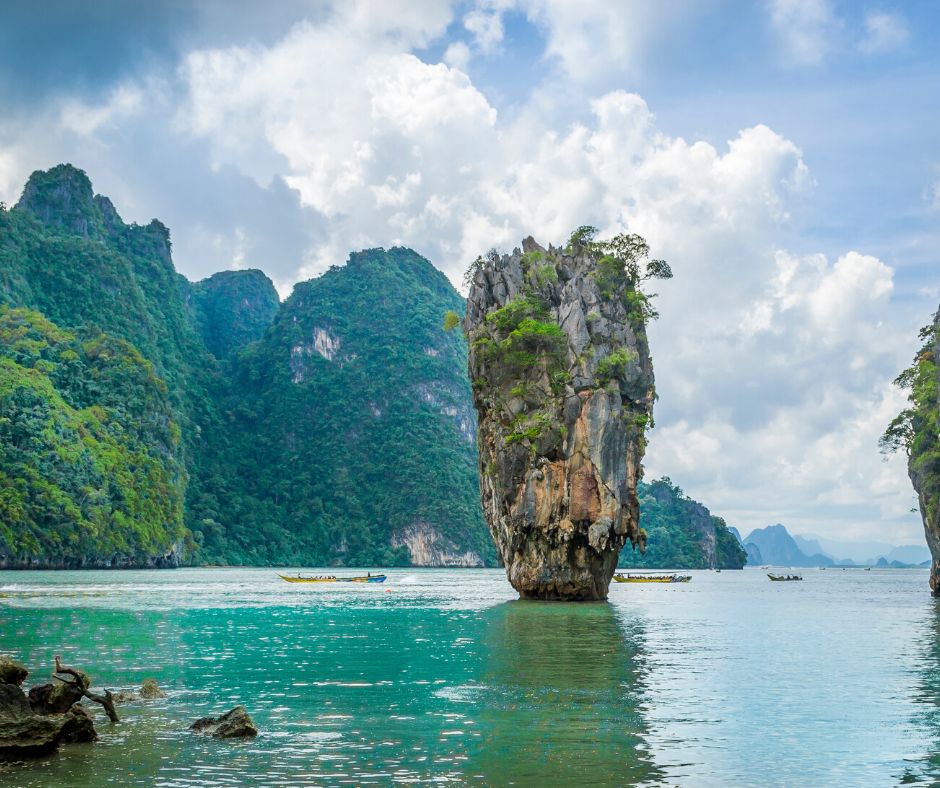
[197,247,493,566]
[0,307,186,565]
[191,269,280,359]
[621,478,747,569]
[0,166,491,567]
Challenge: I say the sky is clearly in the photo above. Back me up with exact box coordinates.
[1,0,938,544]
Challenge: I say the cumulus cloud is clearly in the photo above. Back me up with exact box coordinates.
[463,6,505,53]
[767,0,838,65]
[859,11,909,54]
[522,0,697,83]
[647,249,917,540]
[59,84,146,137]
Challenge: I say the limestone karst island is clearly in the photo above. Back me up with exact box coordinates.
[2,2,939,785]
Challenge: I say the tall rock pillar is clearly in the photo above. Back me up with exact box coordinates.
[465,235,657,600]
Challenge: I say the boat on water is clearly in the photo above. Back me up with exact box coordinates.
[613,573,692,584]
[278,573,387,584]
[767,573,802,582]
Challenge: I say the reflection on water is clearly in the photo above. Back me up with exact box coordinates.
[470,601,660,786]
[899,600,940,784]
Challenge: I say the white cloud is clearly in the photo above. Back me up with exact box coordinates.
[646,247,917,541]
[443,41,471,70]
[59,84,145,137]
[463,7,504,53]
[859,11,909,54]
[0,147,25,205]
[522,0,696,82]
[767,0,838,65]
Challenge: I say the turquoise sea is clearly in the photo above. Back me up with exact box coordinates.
[1,567,940,786]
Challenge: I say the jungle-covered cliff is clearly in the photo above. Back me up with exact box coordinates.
[198,247,492,566]
[0,164,490,568]
[1,164,738,572]
[883,310,940,594]
[623,479,746,570]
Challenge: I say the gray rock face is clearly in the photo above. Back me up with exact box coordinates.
[465,237,655,600]
[190,705,258,738]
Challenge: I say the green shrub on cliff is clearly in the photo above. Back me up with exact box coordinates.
[596,348,638,384]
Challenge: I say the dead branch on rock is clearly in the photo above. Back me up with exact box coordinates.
[53,655,119,723]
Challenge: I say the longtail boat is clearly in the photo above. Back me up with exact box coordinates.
[613,573,692,584]
[767,573,802,582]
[278,573,387,584]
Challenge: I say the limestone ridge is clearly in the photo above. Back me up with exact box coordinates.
[465,236,656,600]
[191,269,280,359]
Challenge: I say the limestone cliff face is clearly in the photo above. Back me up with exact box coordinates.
[905,310,940,595]
[465,237,655,600]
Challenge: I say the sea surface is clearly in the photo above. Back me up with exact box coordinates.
[1,567,940,786]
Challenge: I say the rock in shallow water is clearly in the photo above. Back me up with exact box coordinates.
[465,236,656,600]
[190,705,258,738]
[0,684,96,760]
[0,659,28,687]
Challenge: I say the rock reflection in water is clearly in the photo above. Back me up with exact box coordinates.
[468,600,662,785]
[900,601,940,784]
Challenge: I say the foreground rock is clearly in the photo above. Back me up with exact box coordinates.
[140,678,166,699]
[465,232,662,600]
[0,674,96,760]
[190,706,258,738]
[0,658,28,687]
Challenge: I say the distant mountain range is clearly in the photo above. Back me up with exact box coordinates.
[731,524,930,568]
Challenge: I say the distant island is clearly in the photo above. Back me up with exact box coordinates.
[734,523,929,568]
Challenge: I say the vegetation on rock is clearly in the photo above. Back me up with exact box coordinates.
[882,311,940,593]
[199,247,492,567]
[0,307,185,566]
[190,269,280,359]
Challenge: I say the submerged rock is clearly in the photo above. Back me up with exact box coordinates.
[465,235,658,600]
[190,706,258,738]
[140,678,166,699]
[115,677,167,704]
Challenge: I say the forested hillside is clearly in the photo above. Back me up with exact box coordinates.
[195,248,492,566]
[0,165,489,567]
[621,478,747,569]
